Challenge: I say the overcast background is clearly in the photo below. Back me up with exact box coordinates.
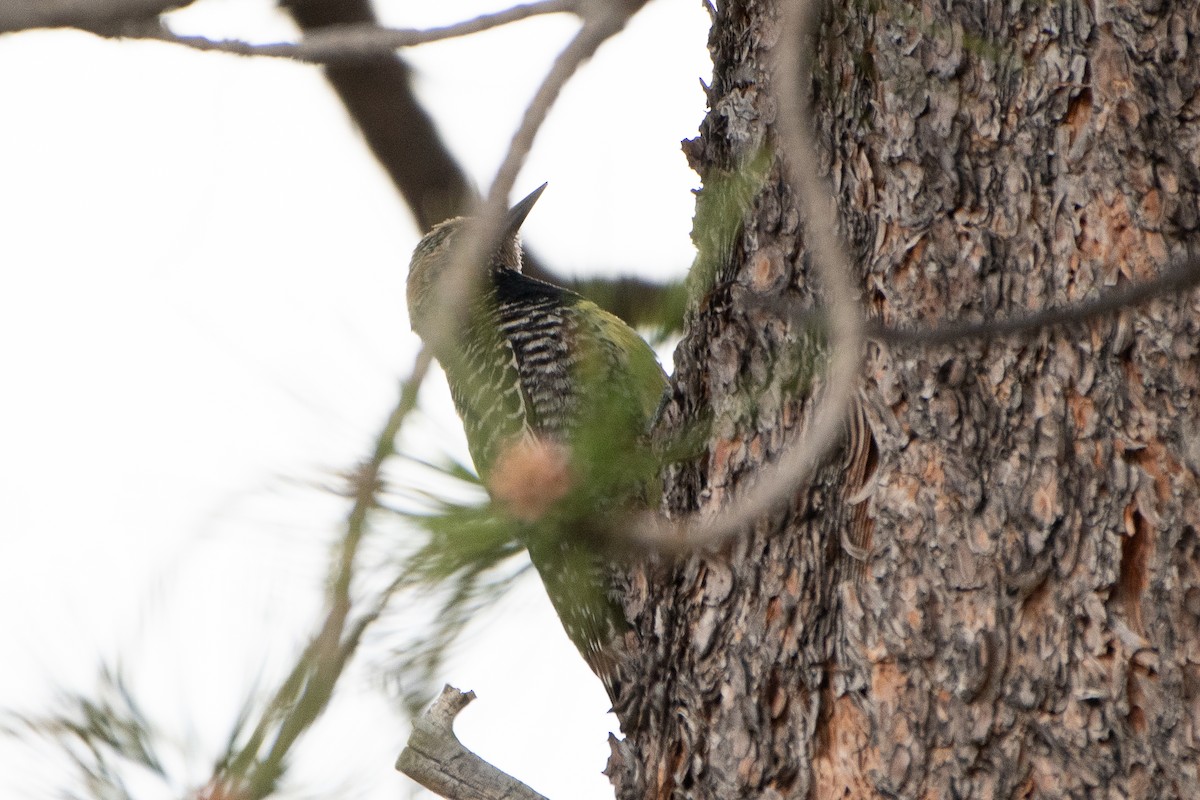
[0,1,710,798]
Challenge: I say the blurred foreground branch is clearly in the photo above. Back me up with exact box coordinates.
[627,0,863,554]
[210,349,433,797]
[0,0,188,33]
[418,0,643,368]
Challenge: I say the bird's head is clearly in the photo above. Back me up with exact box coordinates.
[406,184,546,338]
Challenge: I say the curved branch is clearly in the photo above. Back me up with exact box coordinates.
[631,0,864,553]
[422,3,641,361]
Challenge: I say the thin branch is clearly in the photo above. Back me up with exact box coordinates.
[485,3,636,220]
[867,255,1200,346]
[629,0,864,553]
[744,254,1200,349]
[396,686,549,800]
[422,3,641,363]
[104,2,578,63]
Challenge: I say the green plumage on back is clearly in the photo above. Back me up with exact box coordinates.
[405,185,666,704]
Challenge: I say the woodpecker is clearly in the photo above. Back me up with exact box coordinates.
[406,184,667,701]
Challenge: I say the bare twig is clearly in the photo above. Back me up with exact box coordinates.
[487,3,637,219]
[397,686,549,800]
[867,255,1200,346]
[630,0,864,553]
[104,2,578,63]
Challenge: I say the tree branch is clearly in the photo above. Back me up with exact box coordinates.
[868,255,1200,346]
[743,254,1200,349]
[0,0,189,33]
[281,0,472,234]
[106,2,578,63]
[211,348,434,798]
[628,0,864,553]
[396,686,549,800]
[280,0,677,331]
[421,2,643,364]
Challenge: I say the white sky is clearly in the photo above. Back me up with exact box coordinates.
[0,1,710,798]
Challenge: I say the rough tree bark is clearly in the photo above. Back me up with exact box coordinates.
[610,1,1200,798]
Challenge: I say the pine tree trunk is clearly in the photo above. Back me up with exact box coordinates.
[609,1,1200,797]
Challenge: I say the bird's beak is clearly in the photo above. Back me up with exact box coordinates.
[501,183,547,240]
